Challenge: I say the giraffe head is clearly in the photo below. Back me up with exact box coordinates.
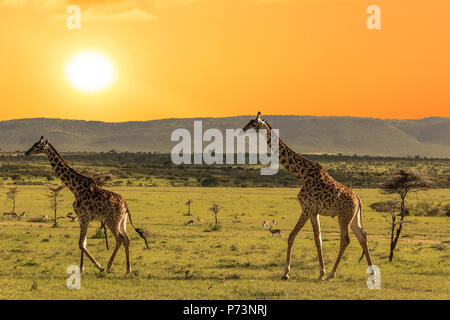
[242,112,267,132]
[25,136,49,156]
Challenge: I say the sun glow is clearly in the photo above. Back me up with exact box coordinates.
[65,51,116,93]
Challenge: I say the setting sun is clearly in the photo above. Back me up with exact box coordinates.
[65,51,116,94]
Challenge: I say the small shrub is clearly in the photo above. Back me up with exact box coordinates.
[30,281,38,291]
[409,201,450,217]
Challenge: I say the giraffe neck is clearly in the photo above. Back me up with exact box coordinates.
[44,143,93,196]
[264,121,316,183]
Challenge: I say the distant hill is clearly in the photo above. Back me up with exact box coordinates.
[0,116,449,157]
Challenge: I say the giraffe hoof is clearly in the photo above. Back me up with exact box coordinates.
[281,274,290,280]
[325,274,336,281]
[99,268,105,273]
[317,274,325,281]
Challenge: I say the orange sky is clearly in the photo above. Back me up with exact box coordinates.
[0,0,449,122]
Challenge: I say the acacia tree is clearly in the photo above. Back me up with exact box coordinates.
[47,185,66,227]
[6,187,19,214]
[185,199,193,216]
[381,170,432,262]
[209,202,220,230]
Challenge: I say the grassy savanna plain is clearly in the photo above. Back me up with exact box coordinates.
[1,153,449,188]
[0,186,448,300]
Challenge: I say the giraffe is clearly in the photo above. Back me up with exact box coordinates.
[242,113,374,280]
[25,137,149,274]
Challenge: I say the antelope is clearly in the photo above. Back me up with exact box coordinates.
[3,212,19,218]
[185,220,195,226]
[262,220,277,230]
[269,226,282,238]
[67,212,78,222]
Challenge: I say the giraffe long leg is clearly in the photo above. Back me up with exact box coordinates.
[73,207,86,273]
[351,209,373,267]
[106,227,123,273]
[281,211,310,280]
[310,214,326,280]
[101,221,109,250]
[79,220,104,272]
[326,213,353,280]
[119,216,132,274]
[80,235,85,273]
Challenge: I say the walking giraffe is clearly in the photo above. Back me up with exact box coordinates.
[25,137,149,274]
[242,113,374,280]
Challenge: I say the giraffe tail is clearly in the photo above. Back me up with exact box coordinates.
[357,196,365,263]
[126,205,150,249]
[358,250,365,263]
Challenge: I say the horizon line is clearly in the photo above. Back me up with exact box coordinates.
[1,115,448,124]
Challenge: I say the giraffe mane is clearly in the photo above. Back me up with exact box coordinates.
[47,143,96,183]
[47,143,67,164]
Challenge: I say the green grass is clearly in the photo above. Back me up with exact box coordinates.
[0,186,448,299]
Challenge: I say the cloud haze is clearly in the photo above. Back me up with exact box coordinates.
[0,0,160,20]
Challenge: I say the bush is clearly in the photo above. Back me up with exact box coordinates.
[200,177,218,187]
[370,200,400,213]
[371,200,449,217]
[409,201,450,217]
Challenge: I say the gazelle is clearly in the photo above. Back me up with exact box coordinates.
[3,212,20,219]
[185,217,202,226]
[269,226,282,238]
[67,212,78,222]
[262,220,277,230]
